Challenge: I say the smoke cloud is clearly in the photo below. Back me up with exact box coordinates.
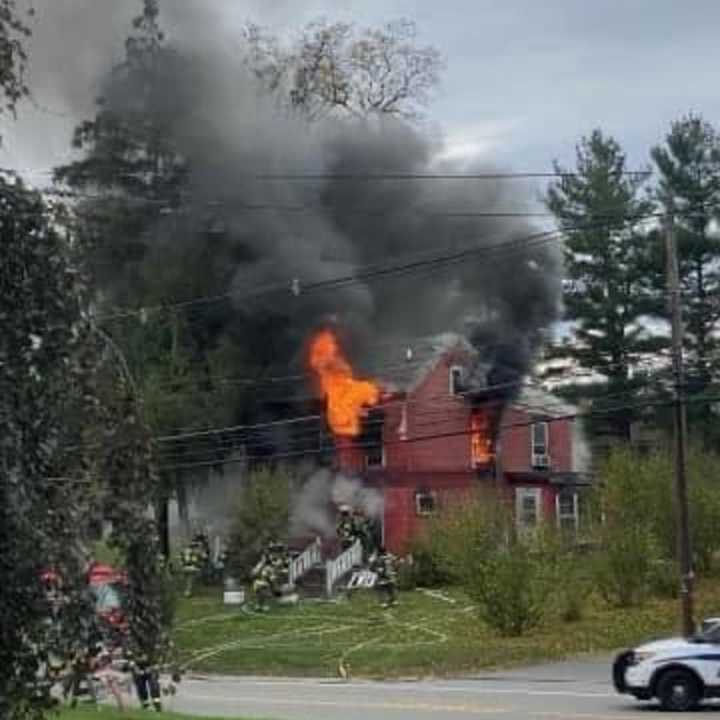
[23,0,562,431]
[289,469,383,539]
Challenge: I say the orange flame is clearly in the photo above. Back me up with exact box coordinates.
[471,411,494,466]
[308,329,380,437]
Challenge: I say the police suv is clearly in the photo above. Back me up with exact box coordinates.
[613,617,720,711]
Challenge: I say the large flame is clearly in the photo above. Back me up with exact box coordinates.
[308,329,381,437]
[471,411,494,466]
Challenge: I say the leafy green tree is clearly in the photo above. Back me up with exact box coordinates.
[592,449,663,606]
[0,175,99,719]
[651,115,720,439]
[592,446,720,607]
[0,0,32,120]
[227,465,292,579]
[546,130,662,440]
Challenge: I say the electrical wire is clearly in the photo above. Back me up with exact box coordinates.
[155,391,720,472]
[96,209,674,323]
[46,384,698,483]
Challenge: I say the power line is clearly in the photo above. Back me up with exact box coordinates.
[155,391,718,473]
[47,384,700,483]
[96,209,673,323]
[253,171,654,181]
[153,374,607,446]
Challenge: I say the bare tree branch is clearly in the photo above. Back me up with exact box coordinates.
[242,18,444,123]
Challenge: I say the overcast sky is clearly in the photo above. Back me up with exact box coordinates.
[4,0,719,194]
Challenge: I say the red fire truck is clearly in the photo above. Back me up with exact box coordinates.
[42,562,128,635]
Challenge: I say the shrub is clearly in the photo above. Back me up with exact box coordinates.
[550,545,592,622]
[593,523,660,607]
[593,446,720,604]
[470,544,553,636]
[648,559,680,599]
[430,491,553,636]
[403,536,452,589]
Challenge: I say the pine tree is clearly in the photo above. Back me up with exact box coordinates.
[546,130,662,440]
[651,114,720,395]
[54,0,217,552]
[55,0,188,301]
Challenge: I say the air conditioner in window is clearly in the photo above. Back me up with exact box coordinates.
[532,453,550,469]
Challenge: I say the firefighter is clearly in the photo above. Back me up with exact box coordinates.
[336,505,356,551]
[180,541,201,598]
[125,649,162,712]
[371,547,398,609]
[352,508,373,561]
[62,645,97,707]
[251,553,277,612]
[214,541,229,583]
[191,530,211,581]
[268,542,290,588]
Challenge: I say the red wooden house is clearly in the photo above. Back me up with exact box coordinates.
[334,334,590,553]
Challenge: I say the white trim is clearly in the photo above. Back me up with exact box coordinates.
[530,421,550,469]
[449,365,464,395]
[365,444,386,468]
[555,489,579,531]
[515,487,541,529]
[415,490,437,516]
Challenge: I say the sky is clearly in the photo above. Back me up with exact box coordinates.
[3,0,720,201]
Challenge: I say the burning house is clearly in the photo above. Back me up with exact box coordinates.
[305,328,590,553]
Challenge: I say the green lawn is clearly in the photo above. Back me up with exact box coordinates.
[59,709,260,720]
[173,578,720,679]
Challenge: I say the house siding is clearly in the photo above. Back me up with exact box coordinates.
[336,344,581,553]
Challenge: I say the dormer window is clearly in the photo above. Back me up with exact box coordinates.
[449,366,465,396]
[531,421,550,469]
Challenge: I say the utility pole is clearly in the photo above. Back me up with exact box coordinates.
[665,208,694,637]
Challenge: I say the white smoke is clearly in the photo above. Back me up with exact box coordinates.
[289,468,383,538]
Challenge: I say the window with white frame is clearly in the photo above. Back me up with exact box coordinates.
[531,421,550,469]
[449,366,464,396]
[515,487,541,529]
[365,444,385,468]
[556,489,579,531]
[415,490,437,516]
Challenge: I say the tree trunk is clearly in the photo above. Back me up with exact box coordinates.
[177,474,191,537]
[156,498,170,559]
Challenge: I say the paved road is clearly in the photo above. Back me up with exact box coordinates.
[163,657,720,719]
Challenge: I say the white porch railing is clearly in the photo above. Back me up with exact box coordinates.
[325,540,362,597]
[288,537,322,586]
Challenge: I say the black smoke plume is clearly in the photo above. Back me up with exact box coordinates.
[33,1,562,445]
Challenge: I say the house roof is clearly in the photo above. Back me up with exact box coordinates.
[362,332,478,395]
[363,334,577,418]
[513,384,578,418]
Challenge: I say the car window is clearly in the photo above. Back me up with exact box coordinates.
[699,624,720,644]
[92,583,123,612]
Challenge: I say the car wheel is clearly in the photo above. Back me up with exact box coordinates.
[656,669,700,712]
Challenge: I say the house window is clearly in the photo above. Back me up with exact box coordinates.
[531,421,550,469]
[556,489,579,532]
[449,366,465,396]
[471,411,493,467]
[365,443,385,468]
[415,490,437,516]
[515,487,541,529]
[362,408,385,468]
